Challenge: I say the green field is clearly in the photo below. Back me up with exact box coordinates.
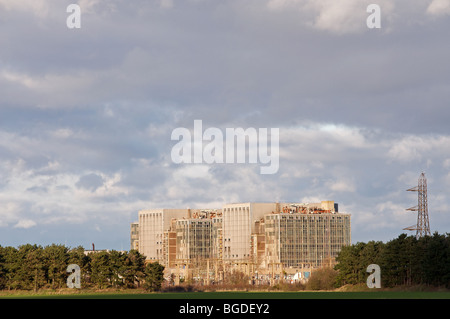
[2,290,450,299]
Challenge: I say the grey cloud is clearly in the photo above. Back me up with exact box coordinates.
[1,0,450,248]
[2,1,449,133]
[76,173,104,191]
[26,185,48,193]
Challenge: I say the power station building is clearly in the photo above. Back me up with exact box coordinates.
[133,201,351,282]
[264,212,351,268]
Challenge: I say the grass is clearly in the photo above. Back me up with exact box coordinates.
[1,289,450,299]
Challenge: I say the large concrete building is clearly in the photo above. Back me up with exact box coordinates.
[138,208,221,262]
[264,211,351,268]
[133,201,351,282]
[222,202,277,262]
[130,222,139,251]
[175,209,221,266]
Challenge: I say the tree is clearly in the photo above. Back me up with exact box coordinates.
[90,251,112,289]
[334,233,450,289]
[360,241,384,267]
[143,262,165,291]
[68,246,90,287]
[420,232,450,287]
[43,244,69,289]
[122,250,146,288]
[15,244,46,292]
[1,246,18,290]
[335,242,365,286]
[0,247,7,290]
[108,250,125,288]
[380,234,415,287]
[0,244,162,291]
[334,240,385,287]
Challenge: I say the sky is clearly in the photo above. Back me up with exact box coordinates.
[1,0,450,251]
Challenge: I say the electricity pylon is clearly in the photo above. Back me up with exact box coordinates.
[404,172,431,239]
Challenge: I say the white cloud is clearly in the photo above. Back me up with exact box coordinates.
[77,0,118,15]
[14,219,37,229]
[0,203,22,227]
[308,0,367,34]
[266,0,395,34]
[0,0,50,17]
[443,158,450,168]
[280,123,373,164]
[2,70,40,89]
[266,0,302,10]
[49,128,75,139]
[77,0,101,13]
[387,135,450,163]
[427,0,450,16]
[160,0,174,9]
[173,165,211,180]
[327,179,356,193]
[0,153,130,228]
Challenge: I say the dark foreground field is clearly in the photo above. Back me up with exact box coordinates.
[1,290,450,299]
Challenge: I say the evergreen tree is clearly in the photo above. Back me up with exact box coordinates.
[109,250,125,288]
[143,261,165,291]
[334,242,367,285]
[380,234,410,287]
[90,251,112,289]
[68,246,90,286]
[122,250,146,288]
[0,247,6,290]
[420,232,450,287]
[1,246,18,290]
[43,244,69,289]
[17,244,46,291]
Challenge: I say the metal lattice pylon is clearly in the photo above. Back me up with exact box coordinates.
[404,172,431,239]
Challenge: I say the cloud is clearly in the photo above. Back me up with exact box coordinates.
[427,0,450,16]
[159,0,174,9]
[14,219,37,229]
[78,0,111,14]
[2,115,450,246]
[0,202,22,227]
[1,1,450,248]
[0,0,51,18]
[307,0,370,34]
[387,135,450,163]
[76,173,104,192]
[266,0,396,34]
[327,180,356,193]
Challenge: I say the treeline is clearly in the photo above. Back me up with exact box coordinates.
[2,233,449,292]
[334,232,450,288]
[0,244,164,291]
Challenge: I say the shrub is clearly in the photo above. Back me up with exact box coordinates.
[306,267,338,290]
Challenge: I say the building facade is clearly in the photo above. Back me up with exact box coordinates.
[130,222,139,251]
[138,209,191,261]
[176,218,212,265]
[264,212,351,268]
[134,201,351,280]
[222,202,278,262]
